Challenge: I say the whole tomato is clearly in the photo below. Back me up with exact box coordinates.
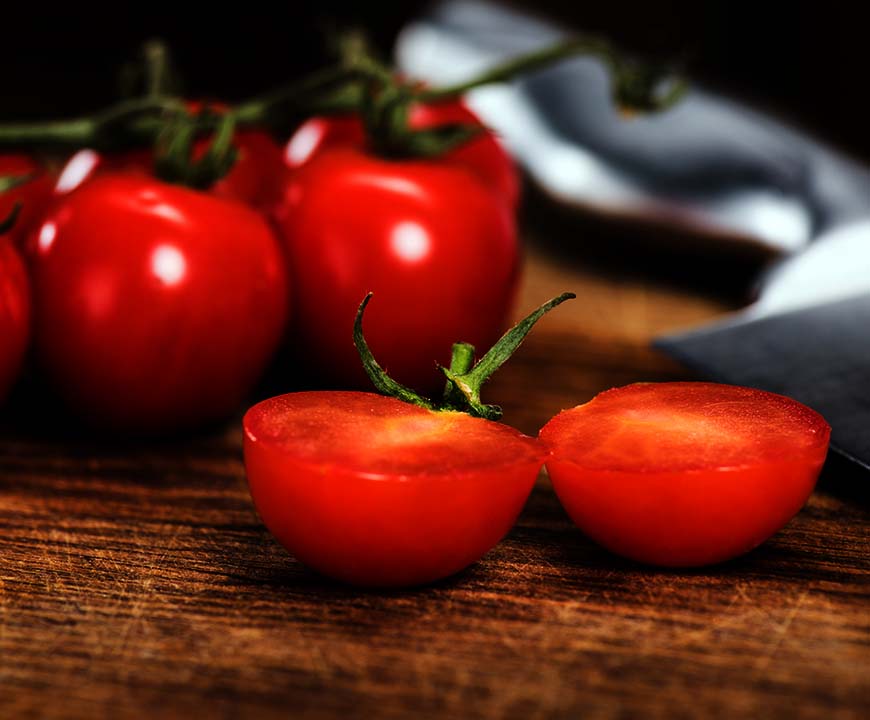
[540,383,831,567]
[274,132,520,394]
[0,222,29,404]
[284,98,519,209]
[28,173,288,433]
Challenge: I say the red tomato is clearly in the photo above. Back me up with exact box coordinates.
[284,98,519,209]
[540,382,831,567]
[28,173,288,433]
[0,234,29,404]
[243,391,545,587]
[0,154,55,244]
[273,144,519,394]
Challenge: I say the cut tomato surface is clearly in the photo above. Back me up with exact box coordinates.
[540,382,831,567]
[243,392,545,587]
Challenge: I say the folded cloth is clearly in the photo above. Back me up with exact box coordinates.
[396,0,870,255]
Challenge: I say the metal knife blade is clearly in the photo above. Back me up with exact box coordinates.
[656,293,870,470]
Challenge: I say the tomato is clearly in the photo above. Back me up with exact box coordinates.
[28,173,288,433]
[540,382,831,567]
[0,231,29,404]
[284,98,519,209]
[243,391,545,587]
[273,144,519,394]
[0,154,55,244]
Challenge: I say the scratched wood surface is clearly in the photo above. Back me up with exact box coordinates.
[1,240,868,720]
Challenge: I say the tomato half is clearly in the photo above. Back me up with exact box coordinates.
[273,144,519,394]
[540,382,831,567]
[243,391,545,587]
[284,98,519,209]
[28,173,288,433]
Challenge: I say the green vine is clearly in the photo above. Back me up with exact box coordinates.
[0,34,686,164]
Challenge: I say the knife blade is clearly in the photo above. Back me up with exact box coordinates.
[656,293,870,470]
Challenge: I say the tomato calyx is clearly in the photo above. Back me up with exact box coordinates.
[353,291,575,420]
[152,107,239,189]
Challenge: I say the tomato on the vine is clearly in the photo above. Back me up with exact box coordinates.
[274,128,519,394]
[28,173,288,432]
[285,98,519,209]
[540,382,831,567]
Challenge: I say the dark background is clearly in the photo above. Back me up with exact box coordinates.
[2,1,868,161]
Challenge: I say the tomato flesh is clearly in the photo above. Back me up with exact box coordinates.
[540,383,831,567]
[243,392,545,587]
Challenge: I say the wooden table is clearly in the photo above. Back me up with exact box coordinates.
[2,240,868,719]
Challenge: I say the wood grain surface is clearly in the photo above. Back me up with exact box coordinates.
[1,244,868,720]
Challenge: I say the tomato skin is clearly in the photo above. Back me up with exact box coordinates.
[205,128,286,211]
[0,239,29,404]
[274,145,519,393]
[243,391,545,587]
[540,383,831,567]
[409,100,520,210]
[284,99,520,209]
[28,173,288,433]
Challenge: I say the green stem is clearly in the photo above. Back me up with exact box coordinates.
[440,293,576,419]
[353,293,437,411]
[0,97,185,151]
[0,174,36,194]
[415,37,686,114]
[0,36,683,154]
[232,65,369,127]
[441,342,476,409]
[417,37,614,103]
[142,38,174,98]
[354,292,575,419]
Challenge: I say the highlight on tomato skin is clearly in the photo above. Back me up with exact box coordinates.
[243,391,547,588]
[539,382,831,568]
